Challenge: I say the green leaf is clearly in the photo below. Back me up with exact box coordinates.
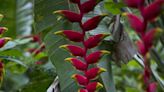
[104,2,125,15]
[34,0,69,33]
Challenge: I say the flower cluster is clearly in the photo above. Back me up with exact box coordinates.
[123,0,164,92]
[0,14,11,84]
[54,0,110,92]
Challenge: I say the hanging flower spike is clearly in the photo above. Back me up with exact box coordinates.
[72,74,89,86]
[0,27,8,35]
[60,45,85,57]
[78,89,88,92]
[65,58,88,71]
[54,10,82,22]
[141,0,164,21]
[0,37,11,48]
[81,0,103,14]
[69,0,80,4]
[143,28,162,49]
[146,82,157,92]
[122,13,146,35]
[85,67,106,80]
[86,50,110,64]
[123,0,145,8]
[84,34,109,49]
[82,14,107,31]
[55,30,84,42]
[86,82,103,92]
[136,40,147,56]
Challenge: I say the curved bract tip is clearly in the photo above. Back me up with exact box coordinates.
[53,10,63,14]
[59,45,68,49]
[54,31,63,35]
[64,58,73,62]
[122,12,129,16]
[100,50,111,54]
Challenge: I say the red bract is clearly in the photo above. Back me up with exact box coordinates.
[54,10,82,22]
[72,74,89,86]
[0,27,8,35]
[143,28,162,48]
[136,40,147,56]
[146,82,157,92]
[123,0,145,8]
[32,35,41,43]
[86,82,103,92]
[60,45,85,57]
[86,50,110,64]
[85,67,106,80]
[0,37,11,48]
[142,0,164,21]
[65,58,87,71]
[81,0,102,13]
[55,30,83,42]
[84,34,109,49]
[123,13,146,35]
[78,89,88,92]
[82,14,107,31]
[69,0,80,4]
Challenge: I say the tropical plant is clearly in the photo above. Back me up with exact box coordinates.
[0,0,164,92]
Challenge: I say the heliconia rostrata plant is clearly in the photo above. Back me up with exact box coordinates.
[123,0,164,92]
[0,14,11,84]
[54,0,110,92]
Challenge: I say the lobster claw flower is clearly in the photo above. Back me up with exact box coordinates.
[141,0,164,21]
[122,13,146,35]
[136,40,147,56]
[146,82,157,92]
[85,67,106,80]
[86,82,103,92]
[86,50,110,64]
[81,0,103,13]
[55,30,83,42]
[78,89,88,92]
[84,34,109,49]
[143,28,162,49]
[0,27,8,35]
[60,45,85,57]
[72,74,89,86]
[123,0,145,8]
[54,10,82,22]
[82,14,107,31]
[69,0,80,4]
[0,37,11,48]
[65,58,87,71]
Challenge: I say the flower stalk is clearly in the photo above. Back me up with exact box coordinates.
[54,0,110,91]
[123,0,164,92]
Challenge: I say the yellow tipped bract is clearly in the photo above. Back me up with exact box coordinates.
[96,82,103,89]
[64,58,73,62]
[54,31,64,35]
[53,10,63,14]
[4,37,12,41]
[1,27,8,31]
[59,45,68,49]
[99,68,107,73]
[122,12,128,16]
[101,50,111,54]
[71,74,76,79]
